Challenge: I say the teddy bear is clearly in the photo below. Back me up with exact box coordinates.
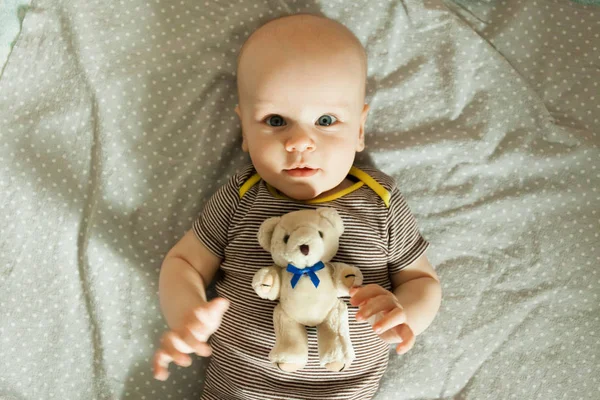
[251,207,364,373]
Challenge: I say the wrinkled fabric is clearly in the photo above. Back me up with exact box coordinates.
[0,0,598,399]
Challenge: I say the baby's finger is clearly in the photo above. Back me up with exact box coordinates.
[192,298,230,332]
[355,294,396,322]
[194,343,213,357]
[179,328,213,357]
[349,284,388,307]
[180,312,211,343]
[192,308,220,336]
[372,307,407,335]
[178,314,211,343]
[153,349,173,381]
[201,297,231,320]
[208,297,231,315]
[394,324,416,354]
[159,331,195,367]
[167,331,196,354]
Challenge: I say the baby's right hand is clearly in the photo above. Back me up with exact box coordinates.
[152,297,230,381]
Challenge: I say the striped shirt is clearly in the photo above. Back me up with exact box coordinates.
[193,164,429,400]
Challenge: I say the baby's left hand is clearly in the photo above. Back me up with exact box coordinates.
[349,284,415,355]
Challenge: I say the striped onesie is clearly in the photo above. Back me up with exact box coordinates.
[193,163,429,400]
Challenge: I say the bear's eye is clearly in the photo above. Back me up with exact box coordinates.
[318,231,324,238]
[283,234,290,244]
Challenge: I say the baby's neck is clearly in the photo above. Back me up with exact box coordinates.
[311,178,355,201]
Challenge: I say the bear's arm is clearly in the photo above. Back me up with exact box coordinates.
[252,266,282,300]
[329,262,364,297]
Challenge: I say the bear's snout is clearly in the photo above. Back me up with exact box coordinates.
[300,244,309,255]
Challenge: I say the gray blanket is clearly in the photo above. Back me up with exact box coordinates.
[0,0,598,399]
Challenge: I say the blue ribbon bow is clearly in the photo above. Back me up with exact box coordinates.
[286,261,325,289]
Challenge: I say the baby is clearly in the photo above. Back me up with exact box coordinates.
[152,13,441,400]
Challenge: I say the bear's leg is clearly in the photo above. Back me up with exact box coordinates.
[317,299,355,372]
[269,304,308,372]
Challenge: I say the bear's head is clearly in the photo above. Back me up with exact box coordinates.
[257,208,345,268]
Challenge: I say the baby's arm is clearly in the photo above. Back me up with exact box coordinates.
[350,254,441,354]
[153,229,229,380]
[159,229,222,328]
[389,254,441,336]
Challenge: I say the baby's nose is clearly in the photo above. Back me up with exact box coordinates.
[300,244,309,255]
[285,130,315,152]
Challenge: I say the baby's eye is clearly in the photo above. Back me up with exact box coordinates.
[265,115,286,127]
[316,115,337,126]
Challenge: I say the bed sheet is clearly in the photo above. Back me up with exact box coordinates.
[0,0,598,399]
[0,0,32,76]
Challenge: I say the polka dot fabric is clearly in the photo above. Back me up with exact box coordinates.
[0,0,597,399]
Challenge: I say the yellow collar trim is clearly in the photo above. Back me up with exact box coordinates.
[238,166,390,207]
[349,166,391,207]
[239,173,262,199]
[266,180,364,204]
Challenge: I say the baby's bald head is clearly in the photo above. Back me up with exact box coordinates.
[232,14,371,201]
[236,14,368,106]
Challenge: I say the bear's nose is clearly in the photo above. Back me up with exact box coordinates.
[300,244,309,255]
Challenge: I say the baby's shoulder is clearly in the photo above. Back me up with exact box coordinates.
[217,164,258,196]
[354,164,399,193]
[227,164,257,186]
[205,164,257,207]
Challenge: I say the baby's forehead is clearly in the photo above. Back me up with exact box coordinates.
[236,15,367,78]
[236,15,367,107]
[244,81,363,115]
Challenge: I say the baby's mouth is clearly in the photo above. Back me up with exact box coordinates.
[284,167,319,178]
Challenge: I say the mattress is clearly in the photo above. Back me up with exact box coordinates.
[0,0,598,399]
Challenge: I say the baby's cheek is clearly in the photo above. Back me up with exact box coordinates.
[252,132,278,148]
[249,138,283,165]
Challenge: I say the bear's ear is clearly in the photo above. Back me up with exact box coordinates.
[257,216,281,252]
[316,208,344,236]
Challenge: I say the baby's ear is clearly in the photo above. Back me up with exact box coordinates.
[258,216,281,252]
[241,134,248,152]
[357,103,370,152]
[235,105,249,152]
[316,208,344,236]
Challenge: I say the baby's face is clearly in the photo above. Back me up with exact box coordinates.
[235,15,369,201]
